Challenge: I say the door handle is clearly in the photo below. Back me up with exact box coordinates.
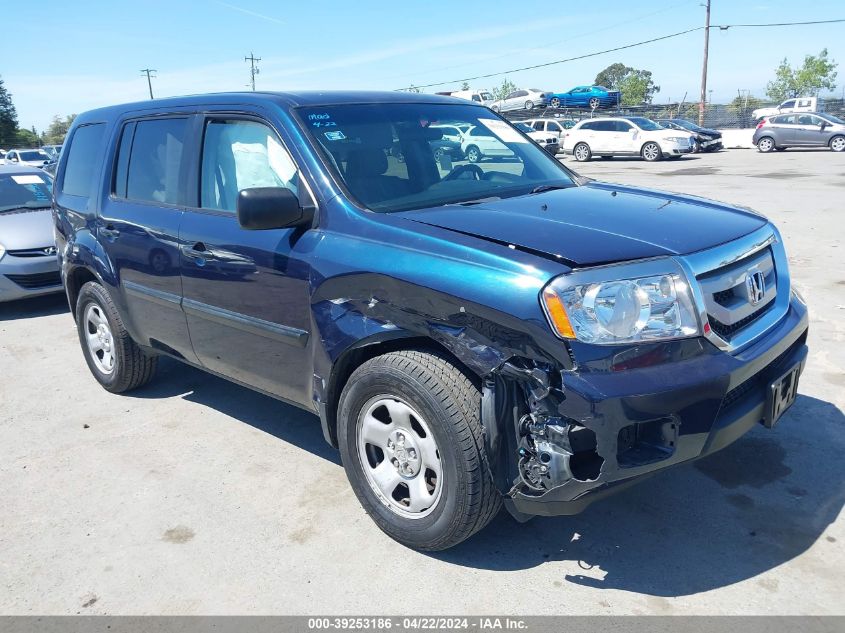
[100,224,120,239]
[180,242,214,265]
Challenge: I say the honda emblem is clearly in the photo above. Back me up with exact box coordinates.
[745,270,766,305]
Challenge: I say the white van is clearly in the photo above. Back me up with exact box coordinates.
[441,89,495,108]
[752,97,822,121]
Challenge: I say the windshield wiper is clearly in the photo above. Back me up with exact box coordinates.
[0,204,51,213]
[529,184,572,195]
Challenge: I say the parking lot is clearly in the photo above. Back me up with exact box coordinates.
[1,148,843,616]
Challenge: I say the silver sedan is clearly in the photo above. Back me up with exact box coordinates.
[0,165,62,303]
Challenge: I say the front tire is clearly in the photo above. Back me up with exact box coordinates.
[76,281,157,393]
[337,350,501,551]
[573,142,592,162]
[588,97,600,109]
[465,145,482,163]
[830,135,845,152]
[757,136,775,153]
[641,142,662,161]
[549,97,560,108]
[524,100,534,110]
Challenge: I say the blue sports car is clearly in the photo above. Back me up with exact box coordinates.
[549,85,620,110]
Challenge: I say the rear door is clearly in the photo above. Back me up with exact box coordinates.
[98,115,198,362]
[771,114,798,145]
[178,112,314,404]
[588,120,615,152]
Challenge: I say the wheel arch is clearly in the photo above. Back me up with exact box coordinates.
[321,333,480,448]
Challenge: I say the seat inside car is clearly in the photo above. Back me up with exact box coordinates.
[344,147,410,206]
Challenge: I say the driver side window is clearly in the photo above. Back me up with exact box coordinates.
[200,119,299,213]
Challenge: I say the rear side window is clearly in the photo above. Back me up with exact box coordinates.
[62,123,105,197]
[117,118,188,205]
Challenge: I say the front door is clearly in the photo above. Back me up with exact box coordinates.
[792,114,828,146]
[179,115,314,404]
[99,116,197,362]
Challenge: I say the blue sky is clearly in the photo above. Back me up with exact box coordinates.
[3,0,844,131]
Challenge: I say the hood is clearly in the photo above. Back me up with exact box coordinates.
[0,208,55,250]
[394,182,767,266]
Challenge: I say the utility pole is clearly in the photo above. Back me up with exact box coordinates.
[140,69,157,99]
[698,0,711,126]
[245,52,261,91]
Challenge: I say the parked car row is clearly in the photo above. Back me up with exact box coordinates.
[563,116,695,161]
[463,85,622,113]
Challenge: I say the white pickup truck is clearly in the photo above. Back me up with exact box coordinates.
[752,96,820,120]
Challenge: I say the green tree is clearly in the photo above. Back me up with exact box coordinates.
[15,127,40,147]
[493,78,517,101]
[405,84,421,93]
[460,81,471,91]
[42,114,77,145]
[594,63,659,105]
[0,76,19,147]
[766,49,838,101]
[594,63,630,90]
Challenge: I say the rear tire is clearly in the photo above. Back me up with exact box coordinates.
[76,281,157,393]
[830,135,845,152]
[589,97,600,109]
[757,136,775,153]
[573,142,592,162]
[524,100,534,110]
[337,350,501,551]
[550,97,561,108]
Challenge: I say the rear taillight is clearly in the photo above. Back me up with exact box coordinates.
[756,120,766,129]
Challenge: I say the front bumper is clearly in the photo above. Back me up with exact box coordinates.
[508,296,809,517]
[664,143,693,156]
[0,254,62,303]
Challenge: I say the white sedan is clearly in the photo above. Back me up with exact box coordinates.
[3,149,51,168]
[562,117,694,162]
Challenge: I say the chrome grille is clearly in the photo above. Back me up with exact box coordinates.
[697,247,776,340]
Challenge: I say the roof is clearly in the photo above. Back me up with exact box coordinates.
[0,164,48,176]
[74,90,476,124]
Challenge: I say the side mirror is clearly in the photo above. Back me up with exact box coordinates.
[237,187,313,231]
[820,121,829,129]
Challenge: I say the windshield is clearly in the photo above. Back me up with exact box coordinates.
[297,103,576,213]
[513,123,533,133]
[0,172,53,212]
[668,119,700,132]
[19,151,49,162]
[628,117,662,131]
[480,92,493,101]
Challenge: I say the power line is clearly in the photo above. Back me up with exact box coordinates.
[400,18,845,91]
[403,27,704,90]
[140,69,157,99]
[713,18,845,29]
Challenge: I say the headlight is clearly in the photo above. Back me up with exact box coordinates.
[0,242,5,261]
[666,136,687,143]
[541,259,700,344]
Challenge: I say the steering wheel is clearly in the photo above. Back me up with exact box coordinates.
[443,163,484,181]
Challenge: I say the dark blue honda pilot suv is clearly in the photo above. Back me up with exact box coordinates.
[53,91,808,550]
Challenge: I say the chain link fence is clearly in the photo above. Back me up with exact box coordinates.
[502,98,845,129]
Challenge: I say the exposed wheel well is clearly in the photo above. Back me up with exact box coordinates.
[65,267,98,320]
[323,336,481,447]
